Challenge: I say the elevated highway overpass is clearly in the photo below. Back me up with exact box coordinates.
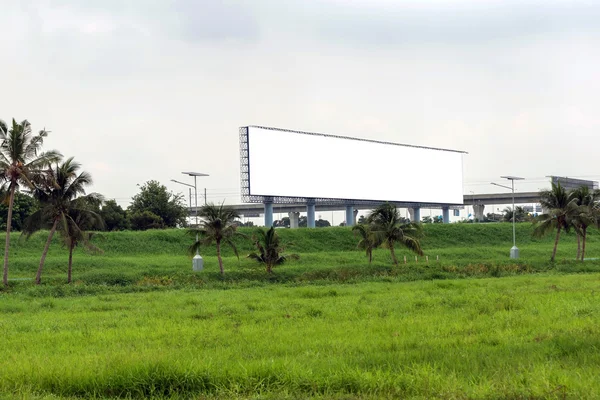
[187,191,541,227]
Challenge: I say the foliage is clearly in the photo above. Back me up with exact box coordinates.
[100,199,129,231]
[502,206,532,223]
[298,216,331,227]
[188,203,244,275]
[422,215,443,224]
[367,203,424,266]
[236,220,255,228]
[128,180,187,229]
[247,226,298,273]
[23,157,101,284]
[533,181,579,261]
[484,213,503,222]
[315,218,331,227]
[273,216,290,228]
[0,191,38,231]
[0,118,61,285]
[129,210,164,230]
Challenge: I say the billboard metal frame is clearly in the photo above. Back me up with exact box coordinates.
[240,126,466,208]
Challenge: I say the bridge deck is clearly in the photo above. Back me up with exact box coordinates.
[187,192,541,216]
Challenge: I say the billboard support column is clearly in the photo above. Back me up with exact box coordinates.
[264,199,273,227]
[288,212,299,229]
[442,207,450,224]
[345,205,355,226]
[307,199,316,228]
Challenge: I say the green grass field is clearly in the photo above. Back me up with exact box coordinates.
[2,224,600,398]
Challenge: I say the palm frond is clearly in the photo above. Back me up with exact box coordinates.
[532,215,556,238]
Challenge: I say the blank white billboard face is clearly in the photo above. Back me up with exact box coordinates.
[247,126,464,205]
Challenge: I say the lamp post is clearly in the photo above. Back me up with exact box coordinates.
[491,176,524,259]
[175,172,209,271]
[170,179,194,224]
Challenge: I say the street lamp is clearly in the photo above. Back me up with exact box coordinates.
[491,176,524,259]
[181,172,209,226]
[170,179,194,225]
[180,172,209,271]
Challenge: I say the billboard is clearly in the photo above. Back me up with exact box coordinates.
[243,126,465,205]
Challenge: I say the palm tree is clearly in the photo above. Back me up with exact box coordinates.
[247,227,298,274]
[570,186,588,259]
[188,203,244,276]
[61,199,105,283]
[0,119,61,286]
[23,157,98,284]
[533,181,579,262]
[570,186,600,261]
[367,203,424,266]
[352,224,379,264]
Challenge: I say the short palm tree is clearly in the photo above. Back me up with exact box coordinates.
[352,223,380,264]
[247,226,298,274]
[0,119,61,286]
[23,157,99,284]
[570,186,600,261]
[188,203,244,276]
[533,181,579,262]
[367,203,424,266]
[61,199,105,283]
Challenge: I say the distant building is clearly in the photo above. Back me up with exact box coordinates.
[549,176,599,191]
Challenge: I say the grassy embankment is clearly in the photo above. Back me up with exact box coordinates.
[2,223,600,291]
[1,224,600,398]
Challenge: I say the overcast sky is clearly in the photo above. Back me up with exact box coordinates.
[2,0,599,208]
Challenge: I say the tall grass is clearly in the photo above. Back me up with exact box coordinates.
[1,274,599,398]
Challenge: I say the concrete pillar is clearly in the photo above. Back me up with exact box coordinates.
[473,204,485,221]
[288,212,300,229]
[414,207,421,223]
[442,207,450,224]
[345,205,355,226]
[264,201,273,227]
[306,199,316,228]
[408,207,421,223]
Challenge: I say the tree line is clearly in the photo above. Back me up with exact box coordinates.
[0,180,189,233]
